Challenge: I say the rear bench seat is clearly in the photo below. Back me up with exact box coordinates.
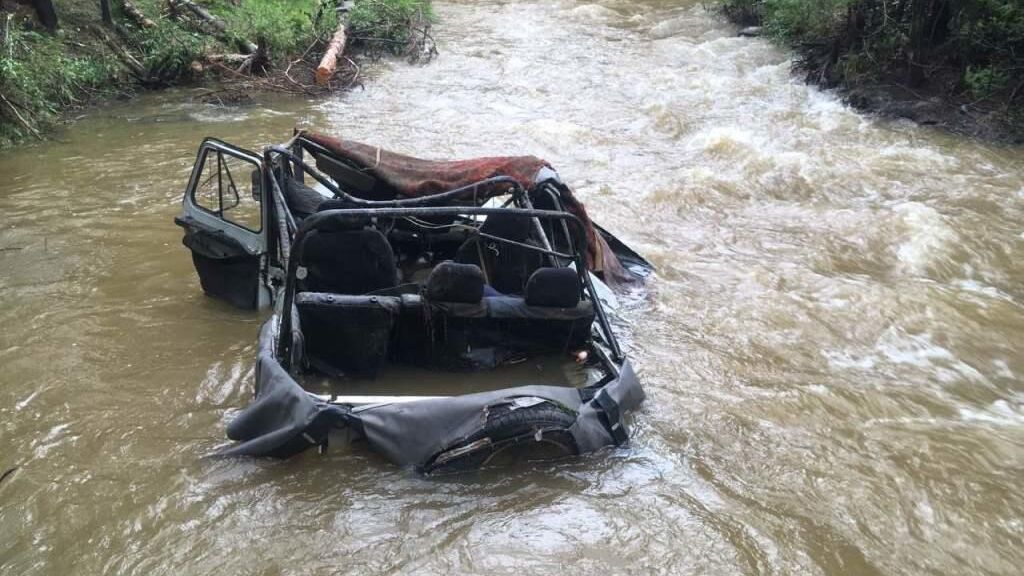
[296,259,594,377]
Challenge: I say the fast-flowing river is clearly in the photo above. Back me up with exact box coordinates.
[2,1,1022,574]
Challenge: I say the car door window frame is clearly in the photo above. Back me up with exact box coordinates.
[189,144,263,234]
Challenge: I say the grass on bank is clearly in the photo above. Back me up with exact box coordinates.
[0,0,431,149]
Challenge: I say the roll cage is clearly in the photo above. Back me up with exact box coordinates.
[261,136,626,366]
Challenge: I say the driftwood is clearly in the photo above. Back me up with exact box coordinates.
[123,1,156,29]
[315,3,354,86]
[0,93,43,140]
[93,26,146,77]
[204,53,251,66]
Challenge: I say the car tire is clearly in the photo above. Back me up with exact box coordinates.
[423,403,579,474]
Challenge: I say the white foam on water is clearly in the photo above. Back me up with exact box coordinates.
[687,125,761,157]
[958,395,1024,427]
[892,202,958,275]
[991,359,1014,379]
[32,423,73,458]
[952,278,1013,302]
[821,349,878,371]
[568,3,618,23]
[15,389,40,411]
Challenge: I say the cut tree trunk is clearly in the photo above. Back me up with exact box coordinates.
[316,5,354,87]
[123,1,156,29]
[316,24,348,86]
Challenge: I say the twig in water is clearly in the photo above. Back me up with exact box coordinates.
[0,94,43,140]
[0,467,17,485]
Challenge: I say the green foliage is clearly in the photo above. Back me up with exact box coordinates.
[0,24,121,147]
[134,19,209,83]
[716,0,1024,107]
[224,0,335,57]
[761,0,849,42]
[348,0,433,55]
[964,65,1010,98]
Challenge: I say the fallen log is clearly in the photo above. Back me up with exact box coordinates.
[316,25,348,86]
[204,53,250,66]
[190,52,252,75]
[93,26,146,77]
[123,1,156,29]
[315,3,354,86]
[0,93,43,140]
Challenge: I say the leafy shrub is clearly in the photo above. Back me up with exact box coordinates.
[223,0,335,58]
[348,0,433,55]
[964,65,1010,98]
[0,25,121,146]
[762,0,849,42]
[137,21,208,83]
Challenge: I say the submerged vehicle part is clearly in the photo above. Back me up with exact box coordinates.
[176,131,651,473]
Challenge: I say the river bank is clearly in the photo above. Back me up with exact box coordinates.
[719,0,1024,144]
[0,0,433,149]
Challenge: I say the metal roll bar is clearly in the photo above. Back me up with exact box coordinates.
[264,145,528,208]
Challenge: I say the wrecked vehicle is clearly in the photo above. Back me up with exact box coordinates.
[174,131,652,473]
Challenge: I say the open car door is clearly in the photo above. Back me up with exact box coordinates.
[175,138,270,309]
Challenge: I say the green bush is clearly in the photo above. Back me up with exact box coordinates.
[762,0,849,41]
[224,0,336,58]
[964,65,1010,98]
[348,0,433,55]
[0,25,121,146]
[136,21,209,83]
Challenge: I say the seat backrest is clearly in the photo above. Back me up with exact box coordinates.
[524,267,581,308]
[424,261,484,303]
[296,293,400,377]
[299,227,398,294]
[284,178,326,220]
[454,214,545,295]
[392,291,594,371]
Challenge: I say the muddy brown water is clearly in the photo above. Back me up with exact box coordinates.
[2,1,1023,574]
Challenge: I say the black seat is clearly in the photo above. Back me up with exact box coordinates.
[299,224,398,294]
[424,261,484,303]
[524,267,580,308]
[284,178,327,220]
[296,293,400,377]
[454,213,544,295]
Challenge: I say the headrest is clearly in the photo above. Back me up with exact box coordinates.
[525,267,580,308]
[480,212,532,242]
[425,261,485,303]
[306,209,372,231]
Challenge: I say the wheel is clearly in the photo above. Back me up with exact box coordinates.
[423,402,579,474]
